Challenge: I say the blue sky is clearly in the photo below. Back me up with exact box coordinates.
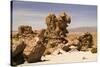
[12,1,97,31]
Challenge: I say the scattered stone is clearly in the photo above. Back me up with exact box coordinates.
[62,46,71,52]
[44,12,71,55]
[82,57,87,60]
[91,48,97,53]
[57,12,71,37]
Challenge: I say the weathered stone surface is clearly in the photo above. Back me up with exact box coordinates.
[78,32,93,51]
[45,12,71,38]
[18,25,33,35]
[61,38,80,52]
[23,37,46,63]
[91,48,97,53]
[11,39,26,66]
[44,12,71,55]
[12,32,19,38]
[44,37,68,55]
[23,30,46,63]
[57,12,71,37]
[62,46,71,52]
[12,39,26,57]
[11,52,25,66]
[11,12,71,65]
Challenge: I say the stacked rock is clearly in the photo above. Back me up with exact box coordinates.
[44,12,71,55]
[45,12,71,38]
[11,12,71,65]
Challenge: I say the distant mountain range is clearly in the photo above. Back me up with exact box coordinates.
[68,27,97,32]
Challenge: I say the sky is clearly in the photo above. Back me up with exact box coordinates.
[12,1,97,31]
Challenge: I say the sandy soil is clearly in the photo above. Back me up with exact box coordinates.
[18,50,97,66]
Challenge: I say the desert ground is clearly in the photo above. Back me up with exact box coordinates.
[17,32,97,66]
[11,12,97,66]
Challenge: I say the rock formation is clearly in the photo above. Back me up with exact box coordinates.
[11,12,96,66]
[57,12,71,37]
[78,32,93,51]
[18,25,33,35]
[11,12,72,65]
[23,30,46,63]
[44,12,71,55]
[11,26,46,65]
[11,39,26,66]
[45,12,71,38]
[12,39,26,57]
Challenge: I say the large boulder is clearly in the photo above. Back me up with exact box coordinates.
[11,12,71,65]
[23,37,46,63]
[78,32,93,51]
[11,39,26,66]
[11,39,26,57]
[23,30,46,63]
[11,52,25,66]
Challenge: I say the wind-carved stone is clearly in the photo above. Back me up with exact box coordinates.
[45,12,71,38]
[57,12,71,37]
[18,25,33,35]
[23,29,46,63]
[45,13,58,38]
[44,12,71,55]
[11,12,71,65]
[78,32,93,51]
